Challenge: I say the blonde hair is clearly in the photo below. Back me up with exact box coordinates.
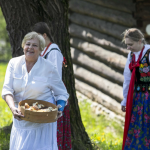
[22,31,45,52]
[122,28,146,44]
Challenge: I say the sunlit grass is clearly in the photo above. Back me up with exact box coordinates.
[78,99,123,150]
[0,63,12,128]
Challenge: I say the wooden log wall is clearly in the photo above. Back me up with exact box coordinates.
[133,0,150,43]
[69,0,136,119]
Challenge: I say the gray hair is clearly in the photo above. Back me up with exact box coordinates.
[22,31,45,52]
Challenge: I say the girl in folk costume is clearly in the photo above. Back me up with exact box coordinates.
[121,28,150,150]
[32,22,72,150]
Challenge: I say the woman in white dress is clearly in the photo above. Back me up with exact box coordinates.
[2,31,69,150]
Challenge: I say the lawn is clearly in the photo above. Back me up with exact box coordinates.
[0,63,12,150]
[0,63,12,128]
[0,62,123,150]
[78,98,123,150]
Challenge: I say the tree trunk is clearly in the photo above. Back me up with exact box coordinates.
[0,0,93,149]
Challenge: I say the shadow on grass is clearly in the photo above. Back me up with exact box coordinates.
[0,124,11,150]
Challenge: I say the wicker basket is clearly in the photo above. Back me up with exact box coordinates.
[18,99,58,123]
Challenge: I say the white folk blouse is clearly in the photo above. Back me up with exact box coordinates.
[121,44,150,106]
[2,55,69,150]
[2,55,68,103]
[41,43,63,78]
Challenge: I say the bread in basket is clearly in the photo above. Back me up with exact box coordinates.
[18,99,58,123]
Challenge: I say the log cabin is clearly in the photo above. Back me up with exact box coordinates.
[69,0,150,122]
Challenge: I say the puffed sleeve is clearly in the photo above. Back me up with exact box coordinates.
[2,59,15,99]
[121,52,131,106]
[49,65,69,101]
[47,50,63,79]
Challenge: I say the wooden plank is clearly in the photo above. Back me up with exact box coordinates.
[70,38,127,72]
[69,24,129,57]
[73,64,123,102]
[69,0,136,27]
[75,79,125,116]
[84,0,135,13]
[71,47,124,85]
[69,13,127,40]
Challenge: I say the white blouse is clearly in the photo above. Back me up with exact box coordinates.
[2,55,69,104]
[41,43,63,78]
[121,44,150,106]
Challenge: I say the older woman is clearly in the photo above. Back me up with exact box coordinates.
[2,32,69,150]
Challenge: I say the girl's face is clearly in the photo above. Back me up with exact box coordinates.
[125,38,142,52]
[23,38,41,61]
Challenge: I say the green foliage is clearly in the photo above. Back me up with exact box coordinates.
[0,63,12,128]
[0,9,11,61]
[79,99,123,150]
[0,129,10,150]
[0,63,11,150]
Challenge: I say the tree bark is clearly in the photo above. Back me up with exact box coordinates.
[0,0,93,149]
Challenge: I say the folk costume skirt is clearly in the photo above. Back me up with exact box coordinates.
[57,101,72,150]
[124,91,150,150]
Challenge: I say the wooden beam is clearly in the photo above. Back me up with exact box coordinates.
[83,0,135,14]
[71,47,124,85]
[75,79,124,116]
[73,64,123,102]
[70,37,127,72]
[69,24,129,57]
[69,13,127,40]
[69,0,136,27]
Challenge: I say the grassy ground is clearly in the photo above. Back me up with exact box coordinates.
[0,63,123,150]
[78,99,123,150]
[0,63,12,150]
[0,63,12,128]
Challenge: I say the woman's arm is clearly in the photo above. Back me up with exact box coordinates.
[2,59,24,120]
[49,65,69,102]
[121,53,131,109]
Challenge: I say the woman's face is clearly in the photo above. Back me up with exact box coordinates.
[23,38,41,61]
[125,38,142,52]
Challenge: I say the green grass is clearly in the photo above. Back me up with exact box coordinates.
[0,63,12,150]
[0,63,12,128]
[78,99,123,150]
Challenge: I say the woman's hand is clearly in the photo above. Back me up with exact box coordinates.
[10,106,24,121]
[57,111,62,119]
[121,106,126,112]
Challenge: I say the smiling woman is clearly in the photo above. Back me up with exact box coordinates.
[2,31,69,150]
[21,32,45,72]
